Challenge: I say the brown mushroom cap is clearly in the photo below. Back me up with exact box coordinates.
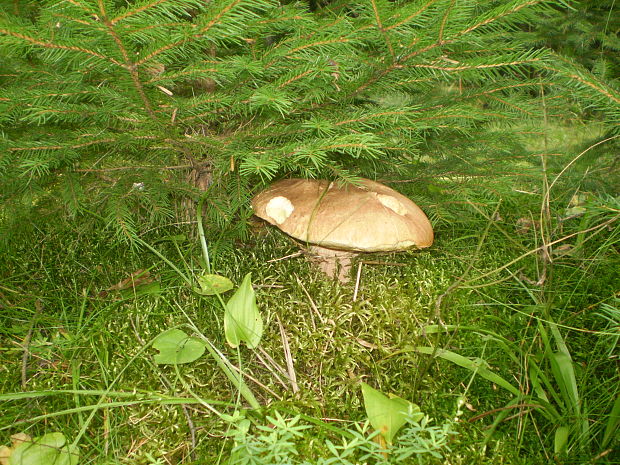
[251,178,433,252]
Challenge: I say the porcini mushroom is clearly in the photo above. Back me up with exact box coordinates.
[251,178,433,282]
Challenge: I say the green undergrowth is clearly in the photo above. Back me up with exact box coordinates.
[1,125,619,464]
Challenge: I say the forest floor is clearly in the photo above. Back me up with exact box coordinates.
[1,122,618,464]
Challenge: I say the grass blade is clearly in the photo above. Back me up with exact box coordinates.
[196,334,261,410]
[415,346,520,396]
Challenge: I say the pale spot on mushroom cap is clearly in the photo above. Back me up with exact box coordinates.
[376,194,407,216]
[265,196,294,224]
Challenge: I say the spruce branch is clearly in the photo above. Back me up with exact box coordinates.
[1,0,613,246]
[545,55,620,106]
[438,0,455,43]
[369,0,395,59]
[387,0,442,31]
[456,0,546,38]
[110,0,191,25]
[64,0,99,17]
[102,24,156,116]
[0,27,122,66]
[134,0,259,66]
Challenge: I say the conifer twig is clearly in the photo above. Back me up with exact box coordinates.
[74,164,192,173]
[370,0,394,59]
[0,27,122,65]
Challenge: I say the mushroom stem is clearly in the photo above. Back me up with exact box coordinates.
[308,245,355,283]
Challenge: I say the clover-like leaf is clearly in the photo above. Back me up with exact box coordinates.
[152,329,206,364]
[10,432,78,465]
[194,274,234,296]
[361,382,423,445]
[224,273,263,349]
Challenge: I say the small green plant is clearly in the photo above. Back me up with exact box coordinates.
[226,409,454,465]
[360,382,423,446]
[194,273,234,296]
[152,329,206,365]
[3,432,78,465]
[224,273,263,350]
[141,224,264,409]
[149,270,263,410]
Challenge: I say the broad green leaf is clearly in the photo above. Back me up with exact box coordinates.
[120,282,161,298]
[415,347,520,396]
[602,392,620,448]
[152,329,206,364]
[10,432,78,465]
[224,273,263,349]
[550,352,580,417]
[554,426,569,455]
[361,382,422,445]
[563,205,586,218]
[194,274,234,296]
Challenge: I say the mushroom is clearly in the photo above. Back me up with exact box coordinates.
[251,178,433,282]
